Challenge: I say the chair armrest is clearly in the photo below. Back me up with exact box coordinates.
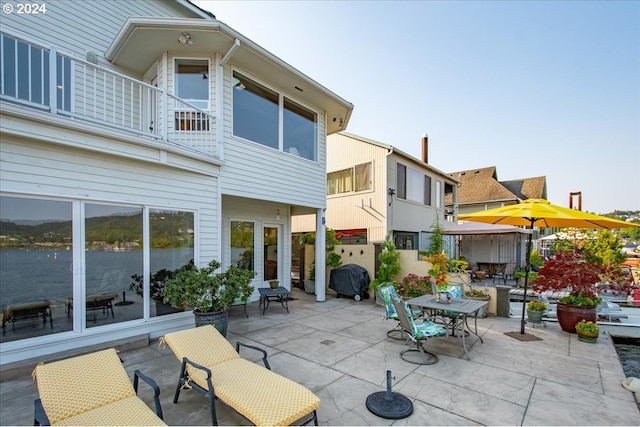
[182,357,213,378]
[133,370,164,420]
[34,398,50,426]
[236,341,271,370]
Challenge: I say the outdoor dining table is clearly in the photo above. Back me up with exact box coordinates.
[406,294,488,360]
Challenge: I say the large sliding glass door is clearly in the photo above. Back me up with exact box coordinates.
[0,197,73,340]
[0,195,195,343]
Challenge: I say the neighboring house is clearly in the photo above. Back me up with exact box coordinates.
[446,166,547,214]
[443,166,547,275]
[0,0,352,365]
[292,132,459,282]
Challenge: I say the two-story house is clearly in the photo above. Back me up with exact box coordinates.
[293,132,459,284]
[0,0,352,365]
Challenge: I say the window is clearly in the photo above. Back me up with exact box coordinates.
[397,164,406,199]
[0,34,70,111]
[233,71,317,160]
[0,197,73,342]
[436,180,442,209]
[397,162,433,206]
[424,176,432,206]
[284,98,317,161]
[335,229,368,245]
[175,59,209,110]
[231,221,254,271]
[394,232,417,250]
[327,162,372,195]
[149,209,194,317]
[0,195,196,343]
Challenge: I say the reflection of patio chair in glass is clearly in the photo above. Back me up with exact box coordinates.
[377,284,422,339]
[66,294,118,318]
[390,294,445,365]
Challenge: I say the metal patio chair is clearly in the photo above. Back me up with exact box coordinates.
[391,293,446,365]
[377,283,423,339]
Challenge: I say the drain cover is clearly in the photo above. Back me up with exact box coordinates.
[365,370,413,419]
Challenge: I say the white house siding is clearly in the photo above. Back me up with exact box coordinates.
[219,66,327,208]
[324,133,388,242]
[387,152,442,237]
[0,0,203,72]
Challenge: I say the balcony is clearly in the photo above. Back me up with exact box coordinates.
[0,32,218,159]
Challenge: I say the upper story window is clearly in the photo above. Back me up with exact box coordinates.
[233,71,317,161]
[327,162,373,195]
[397,162,432,205]
[0,33,70,111]
[175,59,209,110]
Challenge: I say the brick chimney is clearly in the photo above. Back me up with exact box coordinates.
[421,133,428,164]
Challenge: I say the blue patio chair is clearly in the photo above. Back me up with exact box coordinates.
[377,284,423,340]
[390,293,446,365]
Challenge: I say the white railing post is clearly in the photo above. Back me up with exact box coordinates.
[49,47,57,114]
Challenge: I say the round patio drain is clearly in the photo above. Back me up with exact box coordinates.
[365,370,413,419]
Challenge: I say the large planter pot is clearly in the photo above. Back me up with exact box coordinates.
[527,309,544,324]
[304,279,315,294]
[556,303,597,333]
[194,309,229,336]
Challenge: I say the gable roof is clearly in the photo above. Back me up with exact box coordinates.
[448,166,546,205]
[501,176,547,200]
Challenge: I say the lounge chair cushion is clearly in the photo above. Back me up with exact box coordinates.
[53,396,165,426]
[163,325,320,426]
[33,348,165,426]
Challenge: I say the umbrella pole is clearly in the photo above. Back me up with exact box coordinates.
[520,221,535,334]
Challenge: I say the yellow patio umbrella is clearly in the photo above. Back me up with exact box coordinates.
[458,198,639,337]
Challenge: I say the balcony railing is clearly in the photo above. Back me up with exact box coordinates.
[0,32,218,158]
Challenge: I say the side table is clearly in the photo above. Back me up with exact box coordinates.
[258,286,290,315]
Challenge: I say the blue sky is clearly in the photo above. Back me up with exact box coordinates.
[194,0,640,214]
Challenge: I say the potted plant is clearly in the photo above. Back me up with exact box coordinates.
[526,300,548,324]
[163,259,255,336]
[532,251,632,333]
[465,288,491,317]
[513,268,539,288]
[300,228,342,294]
[371,233,401,303]
[304,264,316,294]
[575,319,599,343]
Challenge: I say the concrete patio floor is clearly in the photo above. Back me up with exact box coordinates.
[1,287,638,426]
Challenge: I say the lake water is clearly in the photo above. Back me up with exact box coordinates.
[0,248,192,306]
[612,337,640,379]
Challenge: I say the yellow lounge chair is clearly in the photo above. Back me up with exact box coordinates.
[162,325,320,426]
[32,348,165,425]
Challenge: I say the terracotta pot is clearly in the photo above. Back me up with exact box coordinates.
[556,303,596,333]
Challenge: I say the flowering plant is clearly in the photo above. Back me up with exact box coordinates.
[527,300,548,312]
[424,252,449,292]
[401,274,432,298]
[575,319,599,335]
